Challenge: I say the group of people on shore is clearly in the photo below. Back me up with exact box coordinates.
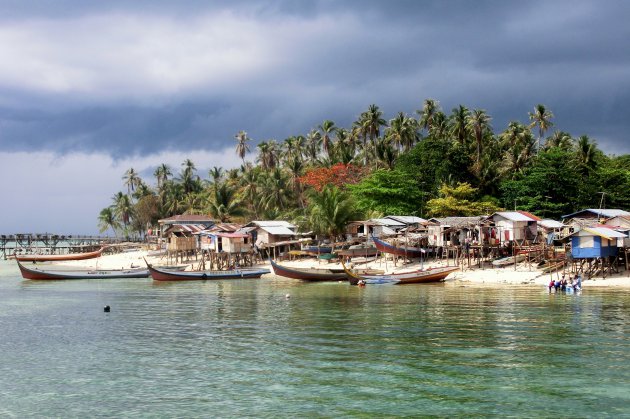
[548,274,582,293]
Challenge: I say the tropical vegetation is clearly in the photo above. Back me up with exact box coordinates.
[99,101,630,240]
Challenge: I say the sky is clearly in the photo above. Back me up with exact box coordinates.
[0,0,628,234]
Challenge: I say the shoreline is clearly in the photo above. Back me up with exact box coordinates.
[11,249,630,288]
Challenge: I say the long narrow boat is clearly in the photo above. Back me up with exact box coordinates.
[269,258,347,282]
[341,260,458,285]
[371,236,424,259]
[15,247,107,262]
[336,246,379,258]
[491,254,526,267]
[146,260,270,281]
[17,260,149,280]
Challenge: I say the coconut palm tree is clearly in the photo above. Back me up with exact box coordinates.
[449,105,471,145]
[575,135,599,174]
[318,120,337,158]
[528,104,554,153]
[546,130,574,151]
[123,168,142,196]
[306,185,358,242]
[153,163,172,190]
[113,192,134,234]
[304,129,322,161]
[417,98,440,134]
[207,183,245,222]
[97,207,120,238]
[234,130,251,165]
[466,109,492,167]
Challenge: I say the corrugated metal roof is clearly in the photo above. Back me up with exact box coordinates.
[494,211,537,222]
[249,220,297,228]
[385,215,427,225]
[562,209,630,219]
[259,226,297,236]
[539,219,564,229]
[369,218,405,227]
[579,227,627,239]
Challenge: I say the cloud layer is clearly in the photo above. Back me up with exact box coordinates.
[0,0,628,233]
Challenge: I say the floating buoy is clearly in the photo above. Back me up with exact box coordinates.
[285,294,291,299]
[104,305,111,313]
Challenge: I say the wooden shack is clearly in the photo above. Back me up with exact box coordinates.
[487,211,540,245]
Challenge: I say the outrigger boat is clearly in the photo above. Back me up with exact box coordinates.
[146,259,269,281]
[15,246,108,262]
[341,260,459,285]
[371,236,424,259]
[17,260,149,280]
[269,258,347,282]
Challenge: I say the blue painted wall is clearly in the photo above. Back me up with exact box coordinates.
[571,236,619,259]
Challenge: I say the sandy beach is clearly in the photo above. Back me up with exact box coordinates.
[52,248,630,288]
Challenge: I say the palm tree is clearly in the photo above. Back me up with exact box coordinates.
[180,159,199,194]
[113,192,134,234]
[209,166,224,189]
[306,185,358,242]
[123,168,142,196]
[318,120,337,158]
[207,183,245,222]
[546,130,573,151]
[417,98,440,134]
[528,104,554,153]
[240,169,261,219]
[466,109,492,167]
[449,105,471,145]
[575,135,599,174]
[97,207,120,238]
[153,163,172,190]
[304,129,322,161]
[234,130,251,164]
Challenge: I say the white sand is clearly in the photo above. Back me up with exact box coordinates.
[52,249,630,288]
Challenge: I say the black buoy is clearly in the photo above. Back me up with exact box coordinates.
[104,305,111,313]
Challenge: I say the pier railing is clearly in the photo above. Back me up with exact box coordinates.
[0,234,138,260]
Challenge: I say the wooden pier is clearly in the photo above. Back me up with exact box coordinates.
[0,233,122,260]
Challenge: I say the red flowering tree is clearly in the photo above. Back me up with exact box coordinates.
[299,163,367,192]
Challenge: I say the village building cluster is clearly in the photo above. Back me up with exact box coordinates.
[153,208,630,278]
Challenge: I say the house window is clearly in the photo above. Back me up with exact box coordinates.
[579,236,594,248]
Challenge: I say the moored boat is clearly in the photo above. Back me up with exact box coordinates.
[341,260,458,285]
[146,259,269,281]
[371,236,425,259]
[336,246,378,258]
[15,247,108,262]
[491,254,526,267]
[269,258,347,282]
[17,260,149,280]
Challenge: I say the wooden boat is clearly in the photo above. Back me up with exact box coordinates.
[146,260,270,281]
[341,260,458,285]
[15,247,107,262]
[491,254,526,267]
[269,259,347,282]
[336,246,378,258]
[17,260,149,280]
[302,245,333,254]
[371,236,425,259]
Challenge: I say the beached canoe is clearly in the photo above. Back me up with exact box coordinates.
[269,258,347,282]
[17,260,149,280]
[146,260,269,281]
[341,260,458,285]
[371,236,425,259]
[491,254,526,267]
[15,247,108,262]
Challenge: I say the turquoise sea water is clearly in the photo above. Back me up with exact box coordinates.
[0,260,629,417]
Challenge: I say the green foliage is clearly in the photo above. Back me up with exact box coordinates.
[349,169,422,216]
[425,182,502,217]
[306,186,359,239]
[500,147,581,218]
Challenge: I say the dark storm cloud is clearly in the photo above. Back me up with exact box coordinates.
[0,0,628,156]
